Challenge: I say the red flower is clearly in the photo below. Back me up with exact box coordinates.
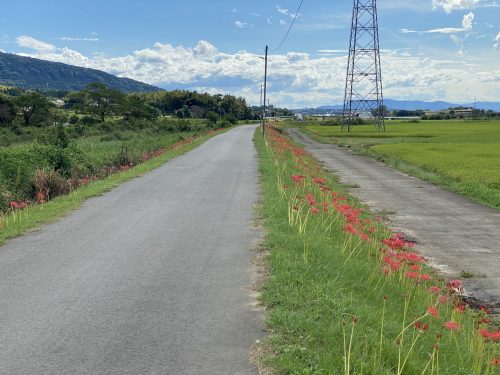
[310,207,319,215]
[444,321,460,331]
[447,279,463,294]
[312,177,326,185]
[291,175,305,183]
[306,194,317,206]
[419,274,433,281]
[10,201,19,209]
[405,271,419,280]
[428,286,441,294]
[344,223,358,235]
[428,306,439,318]
[409,264,421,271]
[438,295,449,305]
[490,359,500,365]
[415,321,429,332]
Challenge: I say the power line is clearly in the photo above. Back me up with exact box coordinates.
[271,0,304,53]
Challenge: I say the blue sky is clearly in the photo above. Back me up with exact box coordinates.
[1,0,499,106]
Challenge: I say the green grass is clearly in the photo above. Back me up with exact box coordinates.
[0,129,226,245]
[303,120,500,209]
[254,127,499,374]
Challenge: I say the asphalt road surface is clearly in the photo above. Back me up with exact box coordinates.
[0,125,262,374]
[289,128,500,313]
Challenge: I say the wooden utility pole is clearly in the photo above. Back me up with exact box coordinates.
[262,45,268,135]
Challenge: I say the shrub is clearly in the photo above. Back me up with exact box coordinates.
[32,169,69,200]
[69,115,79,124]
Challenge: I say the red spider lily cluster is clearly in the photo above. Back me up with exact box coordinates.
[264,126,499,371]
[9,201,27,210]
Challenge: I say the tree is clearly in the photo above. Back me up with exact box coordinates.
[0,94,16,125]
[122,94,160,121]
[372,105,389,118]
[79,82,124,122]
[15,92,53,126]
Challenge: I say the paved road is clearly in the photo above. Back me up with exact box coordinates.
[0,125,262,374]
[289,128,500,313]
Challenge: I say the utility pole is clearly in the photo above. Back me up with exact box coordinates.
[263,45,268,135]
[260,84,263,123]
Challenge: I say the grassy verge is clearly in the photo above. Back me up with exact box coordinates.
[254,127,499,374]
[302,121,500,210]
[0,129,228,245]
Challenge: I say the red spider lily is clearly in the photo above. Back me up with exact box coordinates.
[438,295,449,305]
[381,233,414,250]
[419,274,433,281]
[312,177,326,185]
[428,306,439,318]
[306,194,317,206]
[344,223,359,235]
[291,175,306,183]
[479,329,500,342]
[414,321,429,332]
[447,279,463,294]
[405,271,419,280]
[428,286,441,294]
[359,233,371,242]
[36,192,47,204]
[10,201,27,210]
[310,207,319,215]
[491,359,500,365]
[409,264,421,271]
[444,321,460,331]
[398,252,426,263]
[455,304,467,313]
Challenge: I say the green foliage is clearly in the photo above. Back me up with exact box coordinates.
[0,94,16,125]
[15,91,53,126]
[76,82,125,122]
[254,130,499,374]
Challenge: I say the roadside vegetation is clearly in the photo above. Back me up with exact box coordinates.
[302,120,500,209]
[0,83,271,214]
[255,126,499,374]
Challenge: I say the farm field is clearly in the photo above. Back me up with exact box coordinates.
[303,120,500,209]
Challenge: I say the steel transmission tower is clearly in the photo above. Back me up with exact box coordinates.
[342,0,384,131]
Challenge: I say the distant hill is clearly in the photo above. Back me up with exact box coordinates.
[297,99,500,113]
[0,52,160,93]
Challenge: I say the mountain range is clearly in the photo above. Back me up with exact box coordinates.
[310,99,500,112]
[0,52,159,92]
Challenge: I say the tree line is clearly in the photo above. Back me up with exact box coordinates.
[0,83,263,129]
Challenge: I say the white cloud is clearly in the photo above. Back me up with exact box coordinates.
[462,11,474,30]
[494,31,500,49]
[234,21,249,28]
[13,38,500,106]
[432,0,479,13]
[276,5,300,19]
[401,27,465,34]
[16,35,55,52]
[280,19,287,26]
[59,37,100,42]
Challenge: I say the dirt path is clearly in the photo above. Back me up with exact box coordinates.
[289,127,500,313]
